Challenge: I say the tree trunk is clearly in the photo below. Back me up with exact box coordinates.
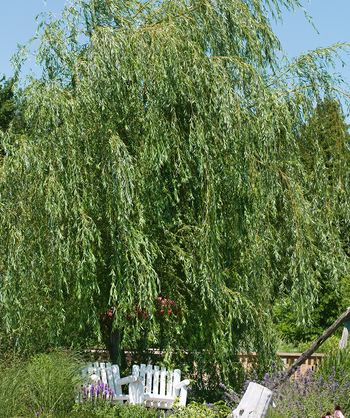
[109,326,126,367]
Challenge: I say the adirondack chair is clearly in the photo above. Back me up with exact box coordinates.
[231,382,273,418]
[130,364,191,409]
[81,362,143,404]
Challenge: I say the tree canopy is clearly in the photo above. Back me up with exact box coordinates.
[1,0,350,390]
[275,98,350,344]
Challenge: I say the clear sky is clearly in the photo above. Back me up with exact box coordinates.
[1,0,350,101]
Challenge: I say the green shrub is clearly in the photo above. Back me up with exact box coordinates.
[169,401,230,418]
[72,401,231,418]
[317,345,350,378]
[73,401,160,418]
[67,411,102,418]
[114,404,159,418]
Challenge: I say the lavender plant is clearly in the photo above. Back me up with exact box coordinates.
[268,367,350,418]
[221,362,350,418]
[75,380,116,415]
[34,406,55,418]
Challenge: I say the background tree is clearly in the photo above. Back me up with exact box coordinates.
[0,74,26,164]
[0,75,17,133]
[0,75,16,163]
[275,98,350,345]
[1,0,350,396]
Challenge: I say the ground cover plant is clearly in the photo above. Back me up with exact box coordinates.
[71,400,230,418]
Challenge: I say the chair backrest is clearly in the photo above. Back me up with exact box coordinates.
[106,363,123,396]
[231,382,273,418]
[81,362,122,397]
[134,364,181,399]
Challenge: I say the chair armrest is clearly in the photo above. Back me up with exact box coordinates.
[116,375,143,385]
[174,379,190,390]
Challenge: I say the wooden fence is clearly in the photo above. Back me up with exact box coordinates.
[238,352,325,375]
[86,348,325,376]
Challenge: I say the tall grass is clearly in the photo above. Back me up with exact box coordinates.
[0,358,27,418]
[24,350,83,416]
[0,349,83,418]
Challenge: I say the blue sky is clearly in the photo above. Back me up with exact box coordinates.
[1,0,350,103]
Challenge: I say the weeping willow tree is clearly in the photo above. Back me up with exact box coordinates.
[1,0,350,390]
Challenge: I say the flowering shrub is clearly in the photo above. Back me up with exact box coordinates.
[99,298,182,325]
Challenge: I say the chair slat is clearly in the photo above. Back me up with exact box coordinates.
[111,364,122,396]
[146,364,153,395]
[100,362,108,384]
[173,369,181,397]
[153,365,160,395]
[166,369,174,397]
[132,364,140,379]
[160,367,166,396]
[106,363,116,394]
[140,364,146,386]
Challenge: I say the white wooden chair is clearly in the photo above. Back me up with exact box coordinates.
[130,364,190,409]
[80,362,143,404]
[231,382,273,418]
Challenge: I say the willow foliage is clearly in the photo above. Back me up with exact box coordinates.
[1,0,350,383]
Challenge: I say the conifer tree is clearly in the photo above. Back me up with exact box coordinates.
[276,99,350,344]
